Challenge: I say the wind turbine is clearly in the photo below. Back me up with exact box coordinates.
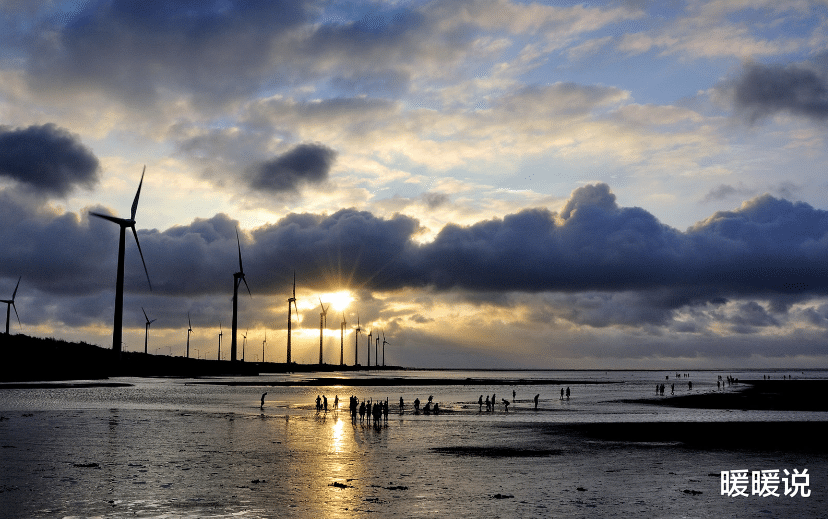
[367,329,372,367]
[340,312,346,366]
[375,334,379,368]
[231,228,251,363]
[262,330,267,363]
[89,166,152,356]
[286,272,297,364]
[1,277,21,334]
[142,307,156,354]
[186,312,193,358]
[318,297,329,365]
[218,322,222,361]
[353,313,361,366]
[382,330,389,367]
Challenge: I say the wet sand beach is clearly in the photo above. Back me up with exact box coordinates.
[1,372,826,518]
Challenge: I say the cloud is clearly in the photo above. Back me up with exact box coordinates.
[24,0,311,105]
[729,59,828,123]
[0,123,100,196]
[246,143,337,194]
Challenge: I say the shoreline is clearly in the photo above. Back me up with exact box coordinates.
[625,379,828,412]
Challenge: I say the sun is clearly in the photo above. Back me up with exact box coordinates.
[324,290,354,312]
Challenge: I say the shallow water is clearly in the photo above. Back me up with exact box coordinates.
[1,369,826,518]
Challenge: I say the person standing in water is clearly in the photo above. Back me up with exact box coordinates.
[534,394,539,410]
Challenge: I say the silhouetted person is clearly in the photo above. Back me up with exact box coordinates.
[334,395,339,410]
[512,389,516,402]
[478,395,483,411]
[323,395,328,413]
[399,396,404,411]
[688,381,692,390]
[502,399,510,412]
[359,401,366,421]
[560,388,564,400]
[414,398,420,411]
[566,387,570,400]
[433,402,440,414]
[534,394,539,410]
[485,395,491,411]
[316,395,321,412]
[260,392,267,409]
[671,383,674,395]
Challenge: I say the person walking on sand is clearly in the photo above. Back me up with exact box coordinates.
[534,394,539,410]
[316,395,321,412]
[560,388,564,400]
[485,395,491,412]
[478,395,483,411]
[512,389,516,403]
[334,395,339,411]
[502,399,510,412]
[566,387,570,400]
[323,395,328,413]
[260,392,267,409]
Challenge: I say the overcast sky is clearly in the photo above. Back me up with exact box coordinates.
[2,0,828,368]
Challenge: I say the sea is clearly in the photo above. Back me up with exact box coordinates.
[1,369,826,518]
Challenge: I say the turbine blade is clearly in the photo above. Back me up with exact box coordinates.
[90,212,125,225]
[12,302,20,328]
[131,226,152,291]
[236,228,244,273]
[292,271,296,298]
[142,307,149,322]
[188,312,192,329]
[131,166,146,221]
[12,277,20,300]
[242,275,252,297]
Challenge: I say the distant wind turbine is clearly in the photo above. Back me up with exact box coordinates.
[218,322,222,361]
[318,297,329,365]
[231,228,252,363]
[142,307,156,354]
[340,312,346,366]
[186,312,193,358]
[382,330,389,367]
[89,166,152,357]
[262,330,267,363]
[375,335,379,368]
[242,329,248,362]
[286,272,297,364]
[1,277,21,335]
[353,313,361,366]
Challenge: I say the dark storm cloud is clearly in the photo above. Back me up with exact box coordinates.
[730,60,828,123]
[0,123,100,196]
[6,182,828,334]
[247,143,337,194]
[25,0,311,105]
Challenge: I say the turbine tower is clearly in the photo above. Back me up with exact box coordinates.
[354,313,361,366]
[286,272,297,364]
[242,329,247,362]
[367,329,372,367]
[89,166,152,357]
[375,335,379,368]
[142,307,156,354]
[186,312,193,358]
[340,312,346,366]
[318,297,329,365]
[218,322,222,361]
[231,228,251,363]
[382,330,389,367]
[262,330,267,363]
[1,277,21,335]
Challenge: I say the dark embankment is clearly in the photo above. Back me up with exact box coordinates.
[0,334,403,382]
[626,379,828,412]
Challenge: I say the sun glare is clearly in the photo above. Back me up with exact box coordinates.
[324,290,354,312]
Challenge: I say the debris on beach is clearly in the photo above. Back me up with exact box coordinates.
[330,481,352,489]
[492,493,514,499]
[73,462,100,468]
[682,489,703,495]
